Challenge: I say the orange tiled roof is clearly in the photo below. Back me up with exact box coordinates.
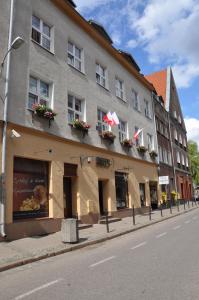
[145,69,167,104]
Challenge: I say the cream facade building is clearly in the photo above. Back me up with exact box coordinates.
[0,0,160,240]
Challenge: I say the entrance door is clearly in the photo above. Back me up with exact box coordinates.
[115,172,128,209]
[63,177,73,218]
[139,183,146,207]
[149,182,158,209]
[98,180,104,215]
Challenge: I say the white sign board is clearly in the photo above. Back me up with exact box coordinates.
[159,176,169,185]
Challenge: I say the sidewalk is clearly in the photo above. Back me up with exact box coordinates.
[0,203,198,272]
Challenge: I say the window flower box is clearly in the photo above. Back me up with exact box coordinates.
[99,131,116,143]
[32,104,56,127]
[71,119,90,134]
[137,145,147,154]
[121,139,133,148]
[149,150,158,159]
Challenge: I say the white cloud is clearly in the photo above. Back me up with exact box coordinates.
[126,39,138,49]
[128,0,199,88]
[75,0,115,12]
[184,117,199,147]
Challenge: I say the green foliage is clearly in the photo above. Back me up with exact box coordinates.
[188,141,199,185]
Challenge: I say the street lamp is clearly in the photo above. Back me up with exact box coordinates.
[0,35,24,237]
[0,36,24,77]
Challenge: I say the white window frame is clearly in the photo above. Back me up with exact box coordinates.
[179,134,182,144]
[68,94,84,124]
[32,15,52,51]
[174,128,178,140]
[97,109,110,132]
[181,154,185,165]
[159,146,163,162]
[132,89,140,111]
[144,99,151,119]
[147,133,154,151]
[67,41,83,72]
[118,119,128,142]
[115,78,125,100]
[96,63,107,88]
[28,76,51,110]
[186,156,189,167]
[168,151,172,165]
[177,151,180,163]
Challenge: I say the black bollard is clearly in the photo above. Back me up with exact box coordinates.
[177,200,180,212]
[188,199,190,208]
[160,203,163,217]
[149,205,152,221]
[76,212,79,242]
[105,210,109,233]
[184,199,186,210]
[170,200,172,214]
[132,205,135,225]
[192,198,194,207]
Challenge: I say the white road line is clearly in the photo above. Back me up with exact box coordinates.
[156,232,167,239]
[131,242,147,250]
[185,220,191,224]
[173,225,181,230]
[89,256,116,268]
[14,279,63,300]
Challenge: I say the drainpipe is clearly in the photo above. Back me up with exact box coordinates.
[0,0,15,237]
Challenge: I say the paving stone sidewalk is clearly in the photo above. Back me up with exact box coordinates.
[0,203,198,272]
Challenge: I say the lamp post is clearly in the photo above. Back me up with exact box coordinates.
[0,0,24,237]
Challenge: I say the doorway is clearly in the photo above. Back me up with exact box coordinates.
[63,177,73,218]
[98,180,104,215]
[149,182,158,209]
[139,183,146,207]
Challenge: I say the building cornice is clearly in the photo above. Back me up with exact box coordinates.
[51,0,154,92]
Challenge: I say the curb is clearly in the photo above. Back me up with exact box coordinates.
[0,206,198,273]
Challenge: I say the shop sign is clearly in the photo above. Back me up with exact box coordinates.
[13,158,49,219]
[159,176,169,185]
[96,157,111,168]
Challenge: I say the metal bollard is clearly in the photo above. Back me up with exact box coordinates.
[76,212,79,242]
[149,205,152,221]
[184,199,186,210]
[192,198,194,207]
[188,199,190,208]
[195,198,197,206]
[177,200,179,212]
[160,203,163,217]
[170,200,172,214]
[105,210,109,233]
[132,205,135,225]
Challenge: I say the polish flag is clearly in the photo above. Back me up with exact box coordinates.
[134,128,143,140]
[103,112,113,125]
[111,112,119,126]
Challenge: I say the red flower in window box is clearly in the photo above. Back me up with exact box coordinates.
[32,104,56,120]
[72,119,91,132]
[121,139,133,148]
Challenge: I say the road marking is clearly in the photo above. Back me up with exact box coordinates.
[184,220,191,224]
[156,232,167,239]
[173,225,181,230]
[14,279,63,300]
[89,256,116,268]
[131,242,147,250]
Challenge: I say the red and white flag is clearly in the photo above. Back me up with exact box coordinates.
[103,112,119,126]
[134,128,143,140]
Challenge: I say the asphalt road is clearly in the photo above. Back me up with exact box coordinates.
[1,209,199,300]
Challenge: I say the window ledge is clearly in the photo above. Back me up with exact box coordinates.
[68,63,86,76]
[31,39,55,56]
[96,82,110,92]
[116,95,127,103]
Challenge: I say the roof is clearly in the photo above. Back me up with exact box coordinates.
[118,50,140,72]
[88,20,113,44]
[65,0,76,8]
[145,69,167,104]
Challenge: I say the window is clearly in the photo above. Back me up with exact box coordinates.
[174,129,178,140]
[134,126,143,146]
[176,151,180,163]
[162,148,167,164]
[68,41,83,72]
[96,63,107,88]
[183,138,187,148]
[186,156,189,167]
[173,110,177,119]
[178,115,182,124]
[115,78,124,100]
[68,94,83,123]
[132,89,139,111]
[181,154,185,165]
[179,134,182,144]
[97,109,109,132]
[32,16,51,51]
[144,99,151,118]
[28,76,50,109]
[147,133,153,151]
[168,151,172,165]
[158,146,163,162]
[118,120,127,142]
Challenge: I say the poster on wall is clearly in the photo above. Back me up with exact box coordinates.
[13,157,49,219]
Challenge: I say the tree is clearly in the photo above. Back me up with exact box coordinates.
[188,141,199,185]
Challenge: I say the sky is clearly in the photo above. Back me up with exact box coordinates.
[75,0,199,147]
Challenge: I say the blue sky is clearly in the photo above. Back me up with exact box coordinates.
[75,0,199,146]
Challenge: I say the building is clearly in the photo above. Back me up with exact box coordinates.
[0,0,159,240]
[146,68,192,201]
